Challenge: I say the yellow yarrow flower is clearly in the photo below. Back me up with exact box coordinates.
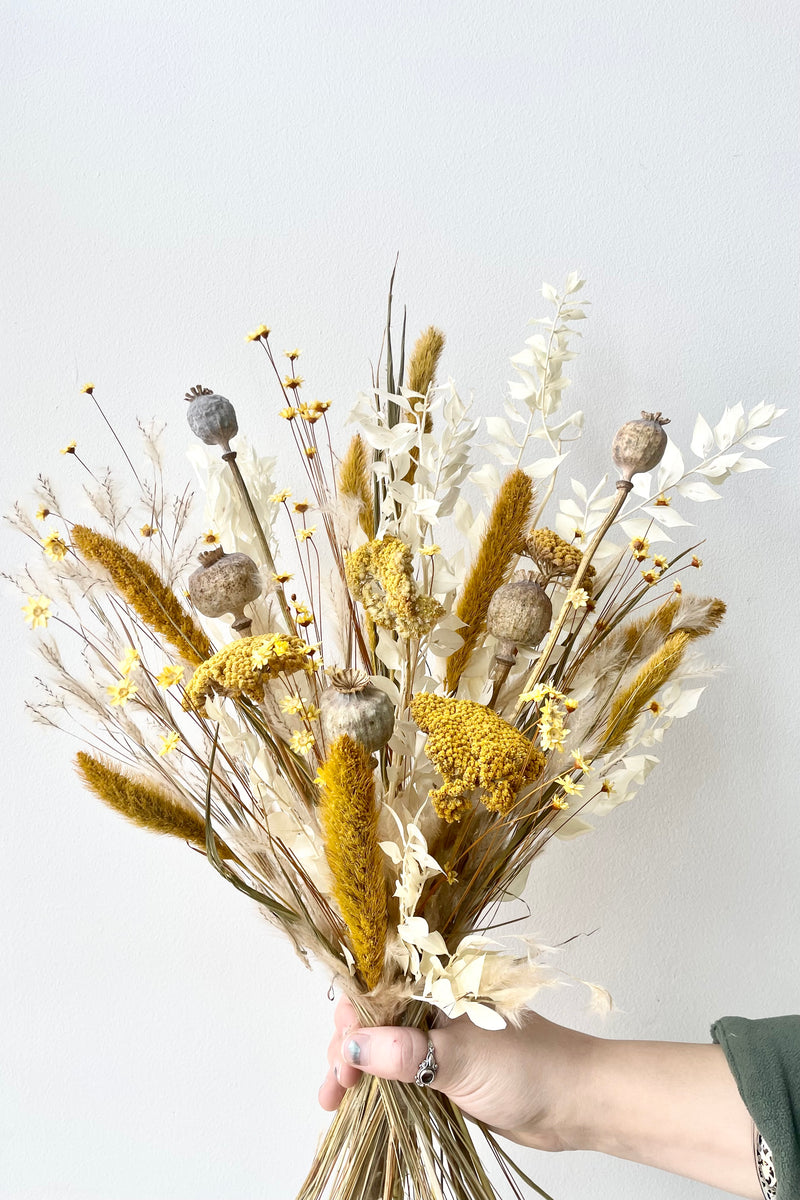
[22,594,51,629]
[183,634,315,712]
[42,529,68,561]
[107,678,138,706]
[345,536,444,640]
[410,692,545,822]
[158,731,181,756]
[420,544,440,556]
[118,648,140,676]
[157,664,185,688]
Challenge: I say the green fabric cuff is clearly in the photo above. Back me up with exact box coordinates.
[711,1015,800,1198]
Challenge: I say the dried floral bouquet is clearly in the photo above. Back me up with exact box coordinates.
[7,273,784,1200]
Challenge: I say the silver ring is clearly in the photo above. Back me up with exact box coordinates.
[414,1039,438,1087]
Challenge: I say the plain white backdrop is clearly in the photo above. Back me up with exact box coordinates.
[1,2,798,1197]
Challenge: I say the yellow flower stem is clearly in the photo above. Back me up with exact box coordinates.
[220,450,295,633]
[514,479,633,715]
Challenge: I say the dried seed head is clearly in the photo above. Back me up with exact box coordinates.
[185,385,239,452]
[320,672,395,752]
[188,547,262,632]
[612,411,670,481]
[486,571,553,653]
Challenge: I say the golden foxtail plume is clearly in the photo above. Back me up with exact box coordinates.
[601,599,726,754]
[338,433,375,540]
[445,469,535,692]
[76,751,230,855]
[405,326,445,484]
[318,736,387,990]
[71,525,211,665]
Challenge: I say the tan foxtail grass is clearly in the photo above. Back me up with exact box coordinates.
[75,750,231,855]
[71,525,211,665]
[318,735,387,990]
[339,434,376,541]
[445,469,535,693]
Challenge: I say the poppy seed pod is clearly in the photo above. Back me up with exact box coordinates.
[185,385,239,453]
[612,411,670,482]
[320,668,395,754]
[188,546,262,634]
[486,572,552,656]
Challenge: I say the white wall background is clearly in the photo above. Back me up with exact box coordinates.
[1,2,798,1198]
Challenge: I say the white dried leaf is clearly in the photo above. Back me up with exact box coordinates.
[690,413,715,459]
[675,480,722,502]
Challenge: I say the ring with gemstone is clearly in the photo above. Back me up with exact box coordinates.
[414,1039,438,1087]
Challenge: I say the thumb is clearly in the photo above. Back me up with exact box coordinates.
[342,1025,453,1091]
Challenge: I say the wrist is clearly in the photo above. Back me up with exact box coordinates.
[566,1034,761,1199]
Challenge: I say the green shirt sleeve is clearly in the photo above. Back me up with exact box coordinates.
[711,1015,800,1198]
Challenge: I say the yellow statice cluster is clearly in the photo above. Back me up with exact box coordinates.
[410,692,545,822]
[522,527,595,588]
[345,536,444,639]
[183,633,316,712]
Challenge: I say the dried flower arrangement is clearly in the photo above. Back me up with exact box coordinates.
[6,274,784,1199]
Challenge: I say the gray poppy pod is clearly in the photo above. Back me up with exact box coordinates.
[185,385,239,453]
[320,669,395,754]
[611,411,670,482]
[486,572,552,654]
[188,546,262,634]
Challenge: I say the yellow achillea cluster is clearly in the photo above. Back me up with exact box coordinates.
[71,525,211,666]
[410,692,545,822]
[318,736,387,990]
[182,633,314,712]
[445,469,534,692]
[345,536,443,639]
[75,750,230,855]
[522,527,595,588]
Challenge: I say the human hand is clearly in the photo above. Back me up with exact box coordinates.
[318,996,596,1152]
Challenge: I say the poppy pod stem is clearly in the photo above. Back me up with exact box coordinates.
[514,479,633,712]
[220,450,295,633]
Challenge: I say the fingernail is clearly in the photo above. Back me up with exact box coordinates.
[344,1035,369,1067]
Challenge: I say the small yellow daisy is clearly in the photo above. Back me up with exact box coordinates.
[22,595,51,629]
[158,731,181,756]
[156,664,185,688]
[107,679,138,706]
